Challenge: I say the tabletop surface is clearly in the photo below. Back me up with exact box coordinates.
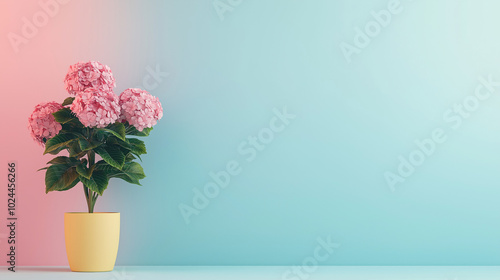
[1,266,500,280]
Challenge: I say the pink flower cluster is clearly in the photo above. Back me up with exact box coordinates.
[29,61,164,146]
[70,88,121,128]
[28,102,63,145]
[119,88,164,131]
[64,61,116,95]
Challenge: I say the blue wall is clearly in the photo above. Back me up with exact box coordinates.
[98,0,500,265]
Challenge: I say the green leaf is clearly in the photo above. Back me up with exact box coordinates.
[78,138,101,152]
[79,170,108,195]
[68,141,86,158]
[127,138,147,155]
[61,122,83,133]
[61,177,80,191]
[45,165,79,193]
[44,133,78,155]
[46,156,79,165]
[94,145,125,169]
[95,161,146,185]
[120,162,146,184]
[98,123,126,141]
[62,97,75,106]
[125,153,136,162]
[45,145,66,155]
[111,137,147,156]
[125,125,153,137]
[53,108,84,129]
[52,108,75,124]
[76,162,95,179]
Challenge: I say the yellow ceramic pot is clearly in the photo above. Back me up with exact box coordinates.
[64,212,120,272]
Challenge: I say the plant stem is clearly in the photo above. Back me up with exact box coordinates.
[92,192,98,212]
[86,150,97,213]
[88,150,95,166]
[84,185,91,213]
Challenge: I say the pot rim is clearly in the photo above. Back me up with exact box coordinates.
[64,212,120,214]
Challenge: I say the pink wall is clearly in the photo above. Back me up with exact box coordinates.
[0,0,135,265]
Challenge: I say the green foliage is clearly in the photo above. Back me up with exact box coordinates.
[94,145,126,169]
[44,133,79,155]
[75,159,95,179]
[61,97,75,106]
[125,125,153,137]
[45,163,79,193]
[52,108,75,124]
[79,170,109,195]
[37,100,154,213]
[98,122,126,140]
[95,161,146,186]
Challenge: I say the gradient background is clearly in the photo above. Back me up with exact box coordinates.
[1,0,500,266]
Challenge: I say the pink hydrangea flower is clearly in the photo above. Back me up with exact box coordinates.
[64,61,116,95]
[119,88,163,131]
[70,88,121,128]
[28,102,63,145]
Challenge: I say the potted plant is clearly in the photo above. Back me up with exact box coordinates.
[27,61,163,272]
